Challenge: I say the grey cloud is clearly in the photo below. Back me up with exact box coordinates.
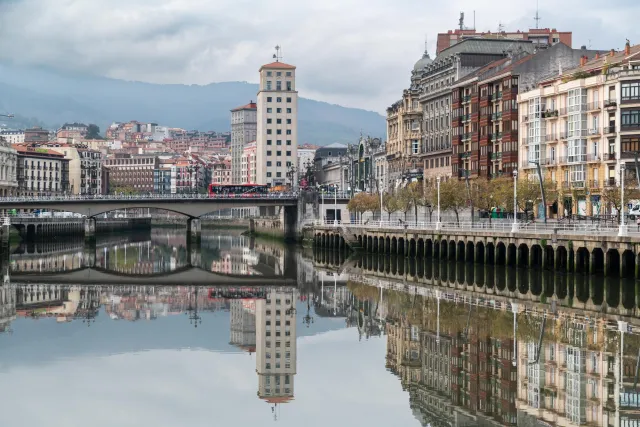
[0,0,638,112]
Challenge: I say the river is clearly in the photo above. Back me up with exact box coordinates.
[0,228,639,426]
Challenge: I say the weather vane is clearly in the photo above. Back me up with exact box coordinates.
[273,45,283,62]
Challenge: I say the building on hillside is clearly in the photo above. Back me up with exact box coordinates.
[103,154,158,193]
[0,130,25,145]
[0,137,18,197]
[212,160,231,185]
[256,59,298,187]
[24,127,50,144]
[255,289,297,409]
[14,145,70,196]
[241,142,257,184]
[518,41,640,217]
[57,123,88,142]
[436,26,572,54]
[231,101,257,184]
[450,43,605,185]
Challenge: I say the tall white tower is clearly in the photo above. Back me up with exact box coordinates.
[256,48,298,186]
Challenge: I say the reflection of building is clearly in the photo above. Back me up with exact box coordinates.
[0,285,16,333]
[230,299,256,352]
[256,289,298,412]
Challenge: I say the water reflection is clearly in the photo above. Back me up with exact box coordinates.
[3,237,640,425]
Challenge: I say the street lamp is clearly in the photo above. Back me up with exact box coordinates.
[511,169,519,233]
[435,176,442,231]
[619,162,628,237]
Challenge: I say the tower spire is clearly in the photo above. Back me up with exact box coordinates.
[273,45,283,62]
[534,0,541,29]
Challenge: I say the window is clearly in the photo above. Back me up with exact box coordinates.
[286,140,292,145]
[267,172,272,177]
[286,72,291,76]
[277,119,282,124]
[276,71,281,76]
[276,151,282,156]
[276,172,281,177]
[277,108,282,113]
[286,81,292,90]
[276,161,282,167]
[267,97,272,102]
[621,82,640,102]
[286,97,291,102]
[267,118,272,124]
[276,140,282,145]
[266,71,272,77]
[286,151,291,156]
[267,151,272,156]
[622,109,640,129]
[267,161,272,167]
[286,161,291,167]
[277,97,282,102]
[286,119,291,124]
[276,81,282,90]
[286,108,292,113]
[267,129,272,134]
[266,81,272,90]
[277,129,282,134]
[267,108,272,113]
[267,140,272,145]
[286,130,291,135]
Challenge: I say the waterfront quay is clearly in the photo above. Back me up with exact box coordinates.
[313,221,640,279]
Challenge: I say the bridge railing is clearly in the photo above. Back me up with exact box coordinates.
[314,219,627,235]
[0,193,299,203]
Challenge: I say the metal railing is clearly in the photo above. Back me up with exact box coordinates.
[0,192,300,203]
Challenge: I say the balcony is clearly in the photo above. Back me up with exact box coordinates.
[621,97,640,105]
[542,109,559,119]
[587,128,600,137]
[490,152,502,161]
[571,181,585,189]
[607,152,617,161]
[491,92,502,101]
[589,180,600,189]
[586,154,601,162]
[461,133,471,142]
[586,101,600,111]
[605,125,617,134]
[604,100,617,109]
[491,112,503,121]
[463,95,471,104]
[559,107,568,116]
[605,177,617,187]
[459,151,472,160]
[461,114,471,123]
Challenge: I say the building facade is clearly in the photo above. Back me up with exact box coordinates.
[518,42,640,217]
[24,127,50,144]
[241,142,257,184]
[14,145,70,196]
[0,137,18,197]
[231,102,257,184]
[0,130,25,145]
[256,61,298,186]
[103,154,158,193]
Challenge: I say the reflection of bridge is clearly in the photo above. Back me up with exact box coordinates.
[9,265,298,286]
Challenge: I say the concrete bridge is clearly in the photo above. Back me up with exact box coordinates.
[9,265,298,286]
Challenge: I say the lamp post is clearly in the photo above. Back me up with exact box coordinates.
[619,162,628,236]
[435,176,442,230]
[511,169,519,233]
[334,185,338,226]
[379,178,384,228]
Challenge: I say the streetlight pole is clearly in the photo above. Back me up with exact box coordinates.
[334,186,337,226]
[511,170,519,233]
[619,162,628,236]
[379,178,384,228]
[436,176,442,231]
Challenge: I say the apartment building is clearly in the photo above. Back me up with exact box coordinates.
[241,142,257,184]
[24,127,50,143]
[256,60,298,186]
[103,154,158,193]
[0,130,25,145]
[518,41,640,217]
[0,137,18,197]
[14,145,70,196]
[231,102,257,184]
[451,43,604,181]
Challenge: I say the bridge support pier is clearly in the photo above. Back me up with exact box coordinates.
[84,218,96,242]
[186,218,201,267]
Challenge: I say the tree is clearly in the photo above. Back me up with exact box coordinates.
[346,192,379,221]
[601,182,639,222]
[439,179,467,224]
[422,185,436,222]
[382,192,400,220]
[470,177,511,224]
[516,179,542,220]
[405,181,425,224]
[396,187,414,222]
[111,185,138,195]
[85,124,104,140]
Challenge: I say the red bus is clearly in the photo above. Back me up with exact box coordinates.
[208,183,269,196]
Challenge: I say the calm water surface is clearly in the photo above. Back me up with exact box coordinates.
[1,228,640,427]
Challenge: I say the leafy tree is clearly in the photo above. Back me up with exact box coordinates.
[439,179,467,224]
[516,179,542,220]
[396,187,415,222]
[85,124,104,140]
[111,186,138,195]
[382,192,400,220]
[601,182,639,222]
[470,177,511,224]
[422,184,436,222]
[405,181,426,224]
[346,192,379,221]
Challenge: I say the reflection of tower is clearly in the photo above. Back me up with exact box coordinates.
[0,284,16,334]
[76,287,101,326]
[256,289,298,418]
[186,287,203,328]
[230,299,256,353]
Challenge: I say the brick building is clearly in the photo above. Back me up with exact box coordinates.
[103,154,158,193]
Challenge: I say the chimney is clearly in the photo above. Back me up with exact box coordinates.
[580,56,587,67]
[625,40,631,55]
[595,53,600,60]
[610,49,616,57]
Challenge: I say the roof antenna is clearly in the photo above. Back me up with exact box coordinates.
[273,45,282,62]
[534,0,541,29]
[459,12,465,31]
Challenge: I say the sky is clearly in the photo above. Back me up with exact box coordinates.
[0,0,638,113]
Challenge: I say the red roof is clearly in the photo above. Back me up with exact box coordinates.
[231,102,257,112]
[259,61,296,71]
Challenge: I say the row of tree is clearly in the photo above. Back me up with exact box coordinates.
[346,178,639,223]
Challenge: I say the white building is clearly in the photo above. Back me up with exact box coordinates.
[241,142,257,184]
[256,61,298,186]
[14,145,70,196]
[297,145,316,180]
[231,102,257,184]
[230,299,257,352]
[256,289,297,406]
[0,130,25,145]
[0,137,18,196]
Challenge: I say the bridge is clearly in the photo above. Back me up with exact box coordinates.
[0,193,298,218]
[9,265,298,286]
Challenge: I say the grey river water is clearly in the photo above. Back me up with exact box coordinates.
[1,228,640,426]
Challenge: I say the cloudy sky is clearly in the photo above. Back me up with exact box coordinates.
[0,0,637,113]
